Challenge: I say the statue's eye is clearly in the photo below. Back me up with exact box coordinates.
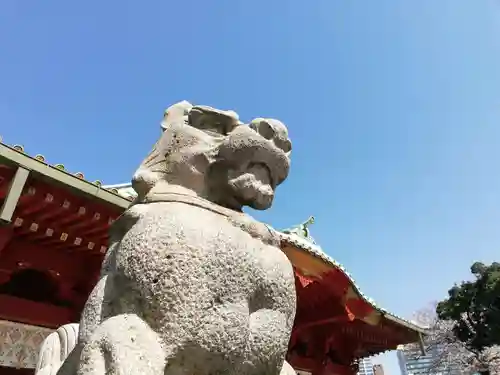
[281,139,292,153]
[274,138,292,153]
[258,122,275,140]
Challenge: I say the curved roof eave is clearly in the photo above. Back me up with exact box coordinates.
[278,231,428,335]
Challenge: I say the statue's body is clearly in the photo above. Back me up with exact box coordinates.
[37,102,296,375]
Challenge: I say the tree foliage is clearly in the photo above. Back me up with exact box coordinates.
[408,304,500,375]
[437,262,500,354]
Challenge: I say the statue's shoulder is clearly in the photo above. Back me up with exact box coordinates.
[122,196,279,247]
[227,213,280,247]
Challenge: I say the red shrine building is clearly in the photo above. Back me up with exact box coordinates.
[0,140,426,375]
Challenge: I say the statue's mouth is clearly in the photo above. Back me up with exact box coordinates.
[216,125,291,189]
[247,162,274,188]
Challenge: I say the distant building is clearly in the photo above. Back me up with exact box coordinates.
[373,364,384,375]
[357,357,374,375]
[397,344,460,375]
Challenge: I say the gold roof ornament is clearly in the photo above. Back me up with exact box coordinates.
[282,216,317,244]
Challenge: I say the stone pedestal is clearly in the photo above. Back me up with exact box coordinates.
[0,320,52,370]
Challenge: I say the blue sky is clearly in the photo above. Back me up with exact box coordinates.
[2,1,500,373]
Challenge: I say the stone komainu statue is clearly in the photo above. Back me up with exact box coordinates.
[36,101,296,375]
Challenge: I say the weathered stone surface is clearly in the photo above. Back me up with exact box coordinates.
[0,320,53,369]
[37,101,296,375]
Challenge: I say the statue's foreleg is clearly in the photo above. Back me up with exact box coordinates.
[77,314,166,375]
[245,309,294,375]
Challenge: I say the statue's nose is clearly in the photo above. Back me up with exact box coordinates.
[249,119,292,154]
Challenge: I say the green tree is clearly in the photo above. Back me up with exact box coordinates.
[436,262,500,374]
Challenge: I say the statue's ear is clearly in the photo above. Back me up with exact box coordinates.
[189,105,240,135]
[161,100,193,131]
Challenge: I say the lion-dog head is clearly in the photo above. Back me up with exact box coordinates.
[132,101,292,211]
